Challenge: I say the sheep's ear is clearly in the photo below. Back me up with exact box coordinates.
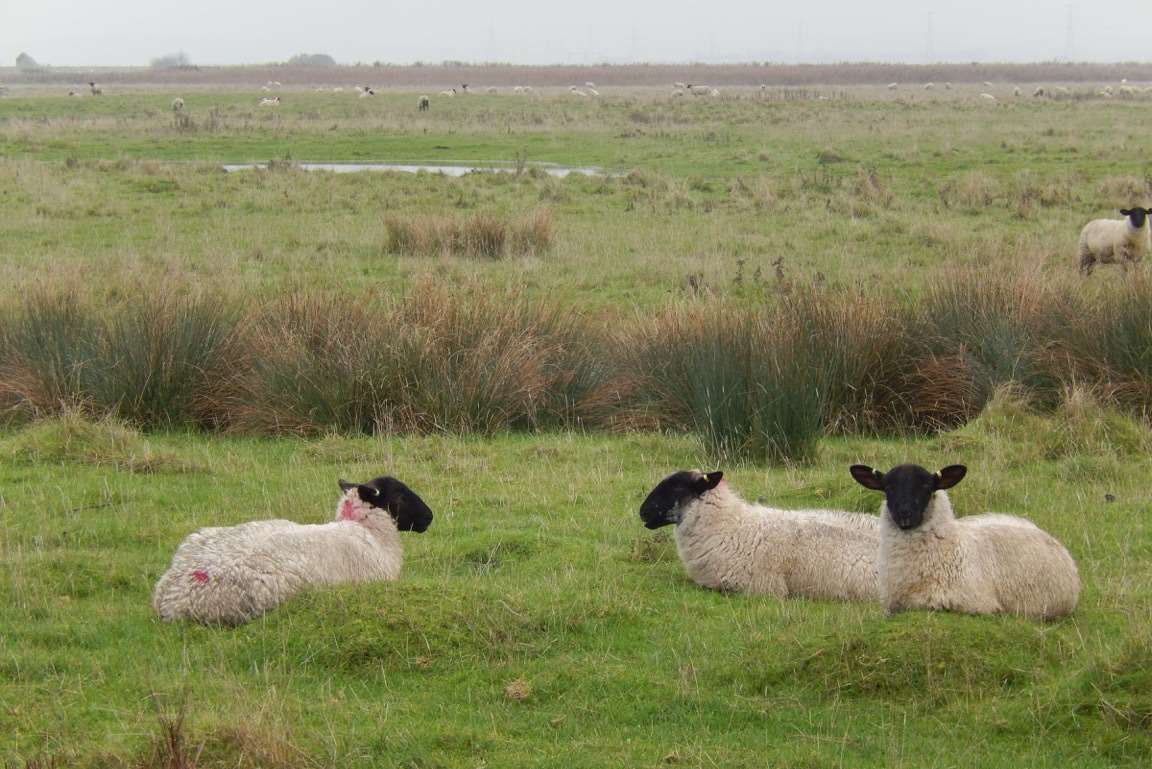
[697,471,723,492]
[1121,209,1132,216]
[338,479,356,492]
[849,464,885,491]
[935,465,967,490]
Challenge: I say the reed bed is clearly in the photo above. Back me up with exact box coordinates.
[1,271,1149,461]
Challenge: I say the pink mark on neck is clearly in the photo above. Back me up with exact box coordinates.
[192,570,209,584]
[340,498,357,521]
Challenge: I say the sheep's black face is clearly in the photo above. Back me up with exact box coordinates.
[849,463,967,530]
[639,470,724,529]
[1122,208,1150,228]
[339,476,433,532]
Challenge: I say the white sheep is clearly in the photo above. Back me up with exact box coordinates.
[569,86,588,96]
[944,82,952,90]
[587,87,601,97]
[1013,86,1021,97]
[88,81,103,96]
[639,470,879,602]
[1078,207,1152,274]
[1033,86,1046,97]
[486,86,497,94]
[886,82,898,90]
[979,93,997,102]
[982,80,994,87]
[513,86,524,93]
[674,81,687,89]
[584,81,596,88]
[417,94,430,111]
[687,84,713,96]
[1054,86,1070,95]
[924,82,935,90]
[522,85,533,93]
[152,476,433,626]
[171,97,185,112]
[68,90,81,97]
[259,96,281,106]
[439,88,456,97]
[850,464,1079,620]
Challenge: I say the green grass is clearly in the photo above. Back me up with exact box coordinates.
[2,414,1151,767]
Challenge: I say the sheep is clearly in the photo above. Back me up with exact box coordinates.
[886,82,898,90]
[584,81,596,88]
[569,86,588,96]
[152,476,433,626]
[687,84,712,96]
[979,93,997,102]
[88,81,102,96]
[171,97,185,112]
[943,82,952,90]
[924,82,935,90]
[513,86,524,93]
[486,86,497,94]
[522,85,533,93]
[639,470,880,602]
[1013,86,1021,97]
[358,87,376,98]
[68,90,81,97]
[587,87,601,97]
[1032,86,1046,97]
[1078,207,1152,274]
[332,86,345,92]
[417,94,430,111]
[849,464,1079,620]
[460,83,470,93]
[259,96,281,106]
[439,88,456,97]
[1054,85,1070,95]
[674,81,687,89]
[982,80,994,87]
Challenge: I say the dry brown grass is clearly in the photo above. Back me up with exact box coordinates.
[384,209,554,259]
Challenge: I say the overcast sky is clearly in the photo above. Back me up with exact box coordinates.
[4,0,1147,67]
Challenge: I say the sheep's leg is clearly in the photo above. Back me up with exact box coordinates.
[1078,250,1095,275]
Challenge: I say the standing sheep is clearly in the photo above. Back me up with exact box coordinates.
[1078,207,1151,274]
[850,464,1080,620]
[171,97,185,112]
[639,470,879,601]
[152,476,433,626]
[418,94,430,111]
[88,81,103,95]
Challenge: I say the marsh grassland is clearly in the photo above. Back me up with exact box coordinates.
[2,79,1152,767]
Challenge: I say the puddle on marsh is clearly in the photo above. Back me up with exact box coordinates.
[222,162,612,177]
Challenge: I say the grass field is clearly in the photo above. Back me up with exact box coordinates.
[2,79,1152,768]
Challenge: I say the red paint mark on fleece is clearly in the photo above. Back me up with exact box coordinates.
[192,570,209,584]
[340,498,357,521]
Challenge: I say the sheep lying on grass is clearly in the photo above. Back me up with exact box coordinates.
[639,470,879,601]
[850,464,1079,620]
[1079,207,1151,274]
[153,476,433,626]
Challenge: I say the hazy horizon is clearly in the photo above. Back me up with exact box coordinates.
[5,0,1150,68]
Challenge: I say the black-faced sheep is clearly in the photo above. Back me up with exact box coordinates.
[639,470,879,602]
[1079,207,1151,274]
[850,464,1080,620]
[152,476,433,626]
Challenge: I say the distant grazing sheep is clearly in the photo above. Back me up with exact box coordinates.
[418,94,430,111]
[259,96,281,106]
[486,86,497,94]
[983,80,994,87]
[513,86,524,93]
[943,82,952,90]
[584,81,596,88]
[924,82,934,90]
[569,86,589,96]
[886,82,898,90]
[68,90,81,97]
[1013,86,1021,97]
[439,88,456,97]
[1032,86,1046,97]
[639,470,879,601]
[851,464,1079,620]
[88,81,102,95]
[152,476,433,626]
[171,97,185,112]
[979,93,997,102]
[1079,207,1151,274]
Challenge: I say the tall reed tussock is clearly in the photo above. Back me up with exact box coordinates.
[384,209,554,259]
[0,288,244,427]
[235,282,602,435]
[617,288,901,463]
